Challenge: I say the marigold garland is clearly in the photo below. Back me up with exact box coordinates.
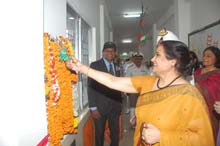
[44,33,78,146]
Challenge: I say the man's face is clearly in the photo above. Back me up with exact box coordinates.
[103,48,116,62]
[133,56,143,67]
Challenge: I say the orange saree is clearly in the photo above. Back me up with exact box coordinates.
[131,76,214,146]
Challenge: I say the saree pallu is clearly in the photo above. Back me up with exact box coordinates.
[194,69,220,142]
[131,76,214,146]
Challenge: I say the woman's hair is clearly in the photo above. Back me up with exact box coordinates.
[189,51,200,74]
[159,41,191,76]
[189,51,199,66]
[203,46,220,68]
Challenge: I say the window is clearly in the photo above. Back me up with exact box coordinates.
[80,18,90,108]
[66,4,90,116]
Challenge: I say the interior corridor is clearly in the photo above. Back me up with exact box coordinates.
[120,94,135,146]
[104,94,135,146]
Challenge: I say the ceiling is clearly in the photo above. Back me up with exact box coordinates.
[105,0,174,53]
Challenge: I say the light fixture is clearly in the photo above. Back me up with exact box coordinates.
[68,17,75,20]
[122,52,128,56]
[122,39,132,43]
[123,12,141,18]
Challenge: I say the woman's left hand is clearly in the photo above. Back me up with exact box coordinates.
[141,123,160,145]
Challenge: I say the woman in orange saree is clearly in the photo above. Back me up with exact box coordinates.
[66,29,214,146]
[132,76,214,146]
[194,46,220,145]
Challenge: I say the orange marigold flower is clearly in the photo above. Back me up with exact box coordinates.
[44,33,78,146]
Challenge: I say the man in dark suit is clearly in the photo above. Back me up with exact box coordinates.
[88,41,122,146]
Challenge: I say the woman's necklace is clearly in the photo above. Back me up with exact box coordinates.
[157,75,182,89]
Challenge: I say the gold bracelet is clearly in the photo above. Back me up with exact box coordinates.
[86,67,90,76]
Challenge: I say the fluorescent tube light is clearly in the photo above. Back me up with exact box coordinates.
[123,13,141,18]
[68,17,75,20]
[122,39,132,43]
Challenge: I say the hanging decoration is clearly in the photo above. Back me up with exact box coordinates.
[44,33,78,146]
[137,2,147,44]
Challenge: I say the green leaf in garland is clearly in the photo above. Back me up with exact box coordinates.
[59,48,71,61]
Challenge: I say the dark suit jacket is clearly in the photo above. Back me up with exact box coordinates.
[88,58,122,115]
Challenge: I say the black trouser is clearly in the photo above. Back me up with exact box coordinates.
[93,111,120,146]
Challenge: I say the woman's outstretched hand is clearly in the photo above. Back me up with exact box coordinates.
[65,57,82,72]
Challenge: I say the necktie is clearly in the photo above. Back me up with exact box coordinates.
[109,63,114,75]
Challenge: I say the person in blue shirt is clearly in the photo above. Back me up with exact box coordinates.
[88,41,122,146]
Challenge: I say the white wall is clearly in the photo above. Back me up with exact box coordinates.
[100,0,113,58]
[44,0,66,36]
[175,0,191,44]
[100,4,105,57]
[190,0,220,32]
[155,0,220,46]
[103,0,113,43]
[139,39,153,61]
[157,4,175,33]
[0,0,47,146]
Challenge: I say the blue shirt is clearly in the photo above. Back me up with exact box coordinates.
[103,57,115,75]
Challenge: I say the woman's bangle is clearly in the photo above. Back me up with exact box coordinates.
[86,67,90,76]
